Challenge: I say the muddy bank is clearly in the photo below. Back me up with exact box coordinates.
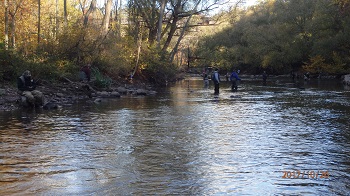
[0,79,157,112]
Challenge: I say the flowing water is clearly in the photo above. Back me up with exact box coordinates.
[0,77,350,195]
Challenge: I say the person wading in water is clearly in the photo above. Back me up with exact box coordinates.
[212,68,220,95]
[230,69,241,92]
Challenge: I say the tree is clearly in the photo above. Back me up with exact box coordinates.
[83,0,97,27]
[8,0,24,49]
[101,0,113,34]
[128,0,228,56]
[4,0,9,50]
[64,0,68,28]
[38,0,41,44]
[157,0,166,48]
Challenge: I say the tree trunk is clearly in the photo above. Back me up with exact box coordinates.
[162,16,178,53]
[84,0,97,27]
[132,22,143,78]
[102,0,113,34]
[119,0,122,36]
[10,14,16,49]
[4,0,9,50]
[161,0,182,53]
[38,0,41,44]
[148,27,158,46]
[64,0,67,28]
[56,0,59,37]
[157,0,166,49]
[7,0,23,50]
[115,0,121,38]
[169,1,201,62]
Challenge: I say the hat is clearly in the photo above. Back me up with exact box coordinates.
[23,70,31,77]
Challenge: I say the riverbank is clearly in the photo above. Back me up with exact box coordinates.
[2,73,349,112]
[0,79,157,112]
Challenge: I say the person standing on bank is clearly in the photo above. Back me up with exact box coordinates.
[230,69,241,91]
[17,70,44,107]
[212,68,220,95]
[79,64,91,82]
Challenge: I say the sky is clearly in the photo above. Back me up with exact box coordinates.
[244,0,259,6]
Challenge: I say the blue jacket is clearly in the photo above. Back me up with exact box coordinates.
[212,71,220,84]
[230,72,241,81]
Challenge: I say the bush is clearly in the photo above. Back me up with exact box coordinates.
[0,44,36,82]
[303,53,349,75]
[91,67,112,89]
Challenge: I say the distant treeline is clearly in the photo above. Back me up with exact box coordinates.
[195,0,350,76]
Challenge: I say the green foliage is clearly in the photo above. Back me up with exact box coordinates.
[92,36,136,79]
[91,67,113,89]
[0,44,78,82]
[195,0,350,75]
[0,47,23,82]
[2,0,349,84]
[303,55,329,74]
[303,53,349,75]
[54,60,79,79]
[141,47,178,85]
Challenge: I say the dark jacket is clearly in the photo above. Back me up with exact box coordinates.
[81,65,91,81]
[230,72,241,81]
[17,76,36,92]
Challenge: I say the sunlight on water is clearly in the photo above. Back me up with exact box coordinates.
[0,77,349,195]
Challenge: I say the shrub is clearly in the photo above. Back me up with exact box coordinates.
[91,67,112,89]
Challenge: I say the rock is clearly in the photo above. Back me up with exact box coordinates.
[0,88,5,96]
[148,90,157,95]
[56,93,65,97]
[117,87,128,94]
[0,80,157,111]
[135,89,148,96]
[343,74,350,86]
[110,91,121,98]
[97,91,110,98]
[94,98,102,103]
[96,91,120,98]
[43,102,59,110]
[20,96,29,107]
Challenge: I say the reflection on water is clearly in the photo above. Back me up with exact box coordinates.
[1,77,350,195]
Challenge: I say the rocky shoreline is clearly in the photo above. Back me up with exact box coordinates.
[0,79,157,112]
[2,73,350,112]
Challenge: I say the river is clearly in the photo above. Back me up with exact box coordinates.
[0,77,349,195]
